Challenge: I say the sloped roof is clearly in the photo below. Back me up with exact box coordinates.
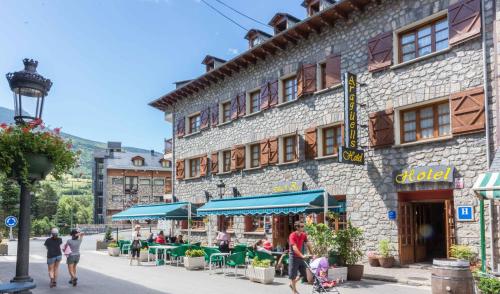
[105,150,170,171]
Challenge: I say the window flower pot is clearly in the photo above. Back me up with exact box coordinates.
[184,256,205,270]
[107,247,120,257]
[347,264,364,281]
[22,154,54,181]
[378,256,395,268]
[247,265,275,284]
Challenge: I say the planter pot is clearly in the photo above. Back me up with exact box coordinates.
[139,252,149,262]
[247,266,275,284]
[184,256,205,270]
[0,244,8,255]
[328,267,348,282]
[96,240,109,250]
[368,256,380,267]
[347,264,364,281]
[378,256,395,268]
[107,247,120,257]
[17,154,54,181]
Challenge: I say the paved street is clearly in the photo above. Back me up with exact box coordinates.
[0,234,431,294]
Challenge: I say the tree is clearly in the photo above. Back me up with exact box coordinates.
[32,183,58,220]
[0,177,19,236]
[32,216,54,236]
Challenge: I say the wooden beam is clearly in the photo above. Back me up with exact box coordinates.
[320,14,336,27]
[193,81,205,90]
[186,84,199,93]
[235,59,248,68]
[261,44,277,55]
[206,75,218,83]
[288,29,308,40]
[347,0,364,11]
[227,63,240,73]
[271,39,287,50]
[252,51,266,61]
[282,34,298,45]
[306,21,322,34]
[213,71,225,80]
[333,7,348,20]
[243,54,257,64]
[219,67,232,77]
[295,27,311,39]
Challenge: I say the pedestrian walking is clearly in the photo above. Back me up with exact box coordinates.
[44,228,62,288]
[288,221,314,294]
[130,225,142,266]
[216,227,230,253]
[64,229,84,286]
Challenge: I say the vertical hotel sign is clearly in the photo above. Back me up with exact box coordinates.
[339,72,364,165]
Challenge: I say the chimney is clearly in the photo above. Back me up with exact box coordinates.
[151,150,155,156]
[244,29,272,49]
[268,13,301,35]
[201,55,226,72]
[301,0,335,17]
[174,80,192,89]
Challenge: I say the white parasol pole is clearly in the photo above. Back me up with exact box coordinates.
[323,191,328,223]
[188,202,192,244]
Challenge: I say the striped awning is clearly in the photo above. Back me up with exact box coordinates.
[473,173,500,199]
[111,202,194,221]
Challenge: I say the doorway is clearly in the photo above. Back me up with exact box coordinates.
[398,190,455,265]
[272,215,301,250]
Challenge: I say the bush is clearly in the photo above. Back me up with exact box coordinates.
[450,245,476,263]
[252,257,271,268]
[185,249,204,257]
[104,227,112,241]
[476,274,500,294]
[305,223,337,257]
[107,242,118,248]
[378,240,393,258]
[336,223,364,265]
[31,217,54,236]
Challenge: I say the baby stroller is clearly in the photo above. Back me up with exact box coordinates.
[306,257,340,294]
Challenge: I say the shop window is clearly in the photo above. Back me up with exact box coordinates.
[189,158,200,178]
[153,196,164,202]
[154,179,165,186]
[217,216,234,232]
[222,150,231,172]
[249,90,261,114]
[222,101,231,123]
[139,179,150,185]
[191,220,205,230]
[399,17,448,63]
[322,125,342,156]
[245,216,265,232]
[112,178,123,185]
[281,135,298,163]
[401,101,450,143]
[282,76,297,102]
[189,113,201,133]
[250,144,260,168]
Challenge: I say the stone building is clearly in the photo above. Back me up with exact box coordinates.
[150,0,500,268]
[92,142,172,224]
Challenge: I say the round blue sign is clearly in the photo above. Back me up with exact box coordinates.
[5,216,18,228]
[388,210,397,220]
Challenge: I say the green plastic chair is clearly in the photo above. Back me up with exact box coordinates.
[232,244,247,254]
[226,252,247,277]
[169,245,188,266]
[255,251,275,265]
[203,247,224,272]
[119,240,131,255]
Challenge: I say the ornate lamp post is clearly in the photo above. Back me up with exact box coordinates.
[217,179,225,199]
[6,59,52,288]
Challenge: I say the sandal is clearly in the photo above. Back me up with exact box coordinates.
[50,280,56,288]
[72,278,78,287]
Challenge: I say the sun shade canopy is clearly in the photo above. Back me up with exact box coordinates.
[111,202,194,221]
[473,172,500,199]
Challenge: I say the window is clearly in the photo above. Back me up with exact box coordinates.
[132,158,144,166]
[125,176,138,192]
[97,162,104,175]
[139,179,150,185]
[400,17,448,63]
[275,20,287,34]
[401,101,450,143]
[322,125,342,156]
[308,1,320,16]
[111,195,122,202]
[189,114,201,133]
[154,179,165,186]
[319,63,326,90]
[249,90,260,113]
[218,216,234,231]
[191,220,205,230]
[282,76,297,102]
[283,136,297,162]
[189,158,200,178]
[160,159,171,168]
[222,101,231,123]
[250,144,260,168]
[222,150,231,172]
[112,178,123,185]
[153,196,164,203]
[246,216,265,232]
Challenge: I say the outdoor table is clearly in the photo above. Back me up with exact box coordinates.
[209,252,230,275]
[148,245,178,265]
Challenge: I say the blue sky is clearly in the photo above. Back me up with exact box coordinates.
[0,0,305,151]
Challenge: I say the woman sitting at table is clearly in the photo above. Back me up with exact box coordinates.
[216,227,231,253]
[175,235,185,244]
[253,240,272,254]
[155,231,166,244]
[147,232,155,243]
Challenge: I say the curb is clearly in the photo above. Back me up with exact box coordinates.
[363,274,431,287]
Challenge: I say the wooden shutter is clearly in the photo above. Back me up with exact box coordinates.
[181,220,188,230]
[297,64,317,98]
[304,127,317,159]
[176,117,185,138]
[244,216,254,232]
[237,92,246,117]
[176,160,185,180]
[450,86,485,134]
[398,202,415,265]
[368,31,393,72]
[269,137,278,164]
[445,200,456,258]
[200,155,208,177]
[260,82,270,110]
[230,95,239,120]
[448,0,481,45]
[200,108,210,130]
[210,103,219,127]
[260,139,270,166]
[269,80,279,107]
[211,152,219,174]
[230,145,245,171]
[325,54,341,88]
[368,108,395,148]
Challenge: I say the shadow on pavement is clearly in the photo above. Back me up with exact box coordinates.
[339,280,385,289]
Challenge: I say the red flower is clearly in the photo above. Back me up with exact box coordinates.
[54,127,61,135]
[5,127,12,133]
[0,123,7,129]
[22,127,30,134]
[40,124,46,130]
[66,143,73,149]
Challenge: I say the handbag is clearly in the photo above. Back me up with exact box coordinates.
[132,240,141,250]
[63,243,72,257]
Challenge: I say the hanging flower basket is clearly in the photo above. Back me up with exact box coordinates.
[19,154,54,180]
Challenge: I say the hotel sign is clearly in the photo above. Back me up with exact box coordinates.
[338,147,364,165]
[343,72,358,148]
[394,166,455,184]
[272,181,305,193]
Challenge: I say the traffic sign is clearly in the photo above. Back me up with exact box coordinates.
[388,210,397,220]
[457,206,474,222]
[5,216,17,228]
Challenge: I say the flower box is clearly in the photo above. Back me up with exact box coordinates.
[328,267,347,283]
[107,247,120,257]
[184,256,205,270]
[96,240,109,250]
[139,252,150,262]
[247,265,275,284]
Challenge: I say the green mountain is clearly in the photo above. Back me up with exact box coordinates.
[0,106,156,178]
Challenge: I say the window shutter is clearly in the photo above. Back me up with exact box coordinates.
[304,127,317,159]
[260,82,270,110]
[176,117,185,138]
[176,160,185,180]
[237,92,246,117]
[450,86,485,134]
[301,64,317,97]
[368,108,395,148]
[210,103,219,127]
[211,152,219,174]
[325,54,341,87]
[200,108,210,130]
[230,95,239,120]
[260,139,270,166]
[269,80,279,107]
[269,137,279,164]
[200,155,208,177]
[181,220,188,230]
[230,145,245,171]
[448,0,481,45]
[244,216,253,232]
[368,31,393,72]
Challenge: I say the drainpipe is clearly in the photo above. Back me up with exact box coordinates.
[480,0,496,272]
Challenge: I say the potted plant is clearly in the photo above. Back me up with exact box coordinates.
[184,249,205,270]
[336,223,364,281]
[450,244,477,267]
[367,251,380,267]
[473,271,500,294]
[107,242,120,256]
[377,240,394,268]
[247,257,275,284]
[97,227,113,250]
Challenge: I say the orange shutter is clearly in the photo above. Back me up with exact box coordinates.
[304,127,317,159]
[181,220,188,230]
[302,64,317,96]
[260,82,270,110]
[230,145,245,171]
[176,160,185,180]
[260,139,270,166]
[176,117,185,138]
[269,80,279,107]
[448,0,481,45]
[211,152,219,175]
[368,31,393,72]
[368,108,395,148]
[230,95,239,120]
[269,137,279,164]
[237,92,246,117]
[450,86,485,134]
[200,155,208,177]
[210,103,219,127]
[325,54,341,88]
[200,108,210,130]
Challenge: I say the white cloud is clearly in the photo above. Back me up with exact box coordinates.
[228,48,239,55]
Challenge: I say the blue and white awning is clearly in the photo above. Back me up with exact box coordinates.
[111,202,195,221]
[473,172,500,199]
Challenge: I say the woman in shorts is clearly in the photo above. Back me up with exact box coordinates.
[44,228,62,288]
[64,229,84,286]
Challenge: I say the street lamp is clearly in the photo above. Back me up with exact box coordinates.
[216,179,225,199]
[6,59,52,288]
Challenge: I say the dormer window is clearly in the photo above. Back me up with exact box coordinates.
[201,55,227,73]
[131,156,145,167]
[268,13,300,35]
[244,29,272,49]
[308,0,320,16]
[275,20,287,34]
[160,158,171,168]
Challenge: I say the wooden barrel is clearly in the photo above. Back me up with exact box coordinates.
[431,259,473,294]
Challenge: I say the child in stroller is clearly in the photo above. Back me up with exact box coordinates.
[307,257,340,293]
